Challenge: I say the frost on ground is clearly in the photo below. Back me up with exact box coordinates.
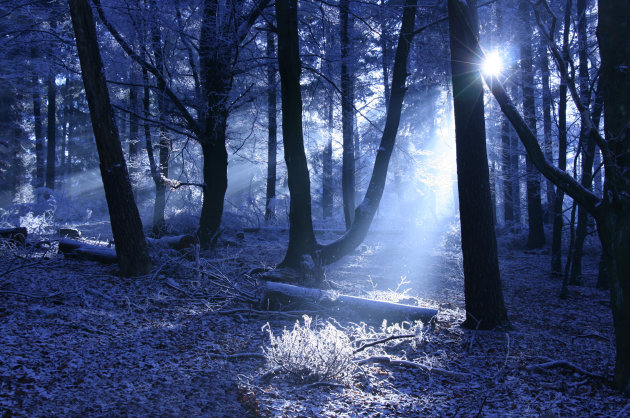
[0,222,628,416]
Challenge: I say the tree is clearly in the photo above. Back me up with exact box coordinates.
[275,0,318,268]
[483,0,630,392]
[447,0,509,330]
[265,29,278,222]
[569,0,601,284]
[45,71,56,190]
[551,0,572,277]
[276,0,418,271]
[519,2,545,249]
[340,0,356,229]
[68,0,151,277]
[94,0,270,248]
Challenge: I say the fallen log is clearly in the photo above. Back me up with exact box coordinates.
[0,227,27,244]
[147,234,197,251]
[59,228,81,239]
[58,238,117,263]
[260,281,438,323]
[59,234,197,264]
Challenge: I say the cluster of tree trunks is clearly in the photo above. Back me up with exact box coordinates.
[480,0,630,393]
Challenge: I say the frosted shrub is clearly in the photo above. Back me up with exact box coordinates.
[263,315,355,383]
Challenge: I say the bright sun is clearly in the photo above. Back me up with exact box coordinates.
[482,50,503,77]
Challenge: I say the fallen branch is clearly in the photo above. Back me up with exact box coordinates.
[261,281,438,323]
[526,360,602,378]
[353,334,416,354]
[356,356,469,380]
[58,238,117,263]
[0,227,27,244]
[219,308,319,319]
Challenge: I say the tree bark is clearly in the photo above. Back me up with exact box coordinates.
[45,72,56,190]
[519,3,545,249]
[322,92,334,220]
[596,0,630,392]
[33,76,44,191]
[149,0,169,236]
[266,30,277,222]
[261,281,437,323]
[68,0,151,277]
[380,0,390,110]
[340,0,356,229]
[538,33,554,222]
[316,0,418,266]
[501,117,514,222]
[551,0,572,276]
[447,0,509,330]
[128,70,140,199]
[275,0,318,268]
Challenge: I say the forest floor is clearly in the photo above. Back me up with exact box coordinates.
[0,219,629,416]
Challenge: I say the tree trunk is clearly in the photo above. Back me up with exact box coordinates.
[380,0,390,110]
[340,0,356,229]
[316,0,418,266]
[68,0,151,277]
[275,0,318,268]
[519,3,545,249]
[569,0,593,284]
[538,34,554,222]
[197,0,234,248]
[128,70,140,199]
[322,91,333,219]
[33,76,44,190]
[501,117,514,222]
[198,135,228,248]
[597,0,630,392]
[150,0,169,236]
[552,0,572,276]
[447,0,509,330]
[45,72,56,190]
[266,30,277,222]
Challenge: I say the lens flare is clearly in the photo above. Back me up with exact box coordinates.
[482,50,503,77]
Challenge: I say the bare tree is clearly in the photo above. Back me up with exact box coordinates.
[68,0,151,277]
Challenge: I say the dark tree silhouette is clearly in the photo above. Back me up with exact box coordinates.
[276,0,418,271]
[519,2,545,249]
[68,0,151,277]
[275,0,318,269]
[447,0,509,330]
[265,29,277,222]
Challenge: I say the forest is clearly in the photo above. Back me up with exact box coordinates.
[1,0,629,415]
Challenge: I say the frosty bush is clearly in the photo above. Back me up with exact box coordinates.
[262,315,355,383]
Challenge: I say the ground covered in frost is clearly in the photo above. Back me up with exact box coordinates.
[0,219,628,416]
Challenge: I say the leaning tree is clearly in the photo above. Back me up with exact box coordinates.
[478,0,630,393]
[68,0,151,277]
[274,0,418,271]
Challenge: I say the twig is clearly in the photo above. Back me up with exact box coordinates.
[526,360,602,378]
[0,287,82,299]
[353,333,416,354]
[356,356,469,380]
[85,287,114,302]
[615,402,630,418]
[302,381,346,390]
[572,332,610,343]
[208,352,265,360]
